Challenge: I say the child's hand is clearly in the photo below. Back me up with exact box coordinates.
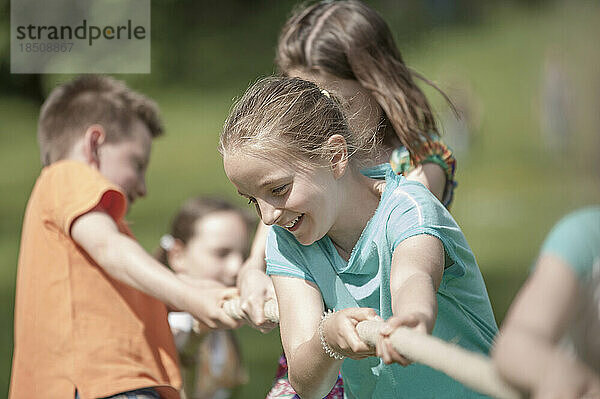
[188,287,244,330]
[237,265,277,333]
[376,312,429,366]
[323,308,381,360]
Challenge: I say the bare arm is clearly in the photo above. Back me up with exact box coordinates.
[273,275,377,398]
[244,221,269,272]
[272,275,339,399]
[405,163,447,203]
[236,222,277,332]
[492,254,600,397]
[377,234,444,365]
[71,210,242,329]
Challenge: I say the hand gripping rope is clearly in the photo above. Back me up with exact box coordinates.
[222,297,521,399]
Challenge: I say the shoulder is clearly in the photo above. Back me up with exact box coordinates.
[266,225,322,264]
[380,170,463,257]
[265,226,317,283]
[362,164,430,225]
[266,225,303,254]
[541,206,600,279]
[547,207,600,236]
[45,159,101,178]
[39,160,127,232]
[40,160,114,192]
[382,168,447,227]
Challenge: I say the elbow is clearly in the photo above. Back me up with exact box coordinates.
[287,374,308,398]
[288,375,325,399]
[288,367,336,399]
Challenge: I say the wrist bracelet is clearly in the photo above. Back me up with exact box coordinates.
[318,309,345,360]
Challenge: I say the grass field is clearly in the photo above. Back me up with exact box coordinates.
[1,1,599,397]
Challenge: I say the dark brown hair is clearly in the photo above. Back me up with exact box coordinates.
[38,74,163,166]
[155,196,253,266]
[276,0,453,161]
[220,76,381,168]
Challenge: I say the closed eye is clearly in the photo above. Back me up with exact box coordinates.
[213,248,231,258]
[132,157,146,173]
[237,190,256,205]
[272,184,289,196]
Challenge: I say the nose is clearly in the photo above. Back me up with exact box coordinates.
[258,199,282,226]
[225,253,243,285]
[137,177,147,198]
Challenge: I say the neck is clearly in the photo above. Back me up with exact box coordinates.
[328,167,384,261]
[65,139,94,166]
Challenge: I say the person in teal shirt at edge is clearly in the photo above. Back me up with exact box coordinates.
[493,207,600,398]
[220,76,498,399]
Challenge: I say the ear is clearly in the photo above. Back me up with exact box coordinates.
[83,124,106,168]
[167,239,187,274]
[327,134,349,179]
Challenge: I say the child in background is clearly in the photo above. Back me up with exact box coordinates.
[220,76,497,398]
[493,207,600,398]
[156,197,250,399]
[10,75,241,399]
[276,0,456,204]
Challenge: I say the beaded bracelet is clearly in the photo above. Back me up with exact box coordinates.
[318,309,345,360]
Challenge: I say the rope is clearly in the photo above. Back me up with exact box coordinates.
[222,297,520,399]
[222,296,279,323]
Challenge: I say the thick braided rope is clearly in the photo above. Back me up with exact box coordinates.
[222,298,520,399]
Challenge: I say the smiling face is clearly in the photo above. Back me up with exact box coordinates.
[97,119,152,209]
[224,151,342,246]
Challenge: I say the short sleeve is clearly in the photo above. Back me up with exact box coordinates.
[43,161,127,236]
[265,226,316,284]
[385,186,445,251]
[540,208,600,280]
[384,183,465,276]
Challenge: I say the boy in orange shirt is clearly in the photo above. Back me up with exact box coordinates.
[9,75,241,399]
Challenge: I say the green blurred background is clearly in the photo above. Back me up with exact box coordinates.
[1,0,599,397]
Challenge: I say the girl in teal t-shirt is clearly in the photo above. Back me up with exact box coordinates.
[220,76,497,398]
[493,207,600,398]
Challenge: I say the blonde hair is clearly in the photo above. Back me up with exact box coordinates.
[38,74,163,166]
[276,0,454,161]
[219,76,381,168]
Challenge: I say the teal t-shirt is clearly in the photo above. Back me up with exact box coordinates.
[266,164,497,398]
[539,206,600,373]
[540,206,600,280]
